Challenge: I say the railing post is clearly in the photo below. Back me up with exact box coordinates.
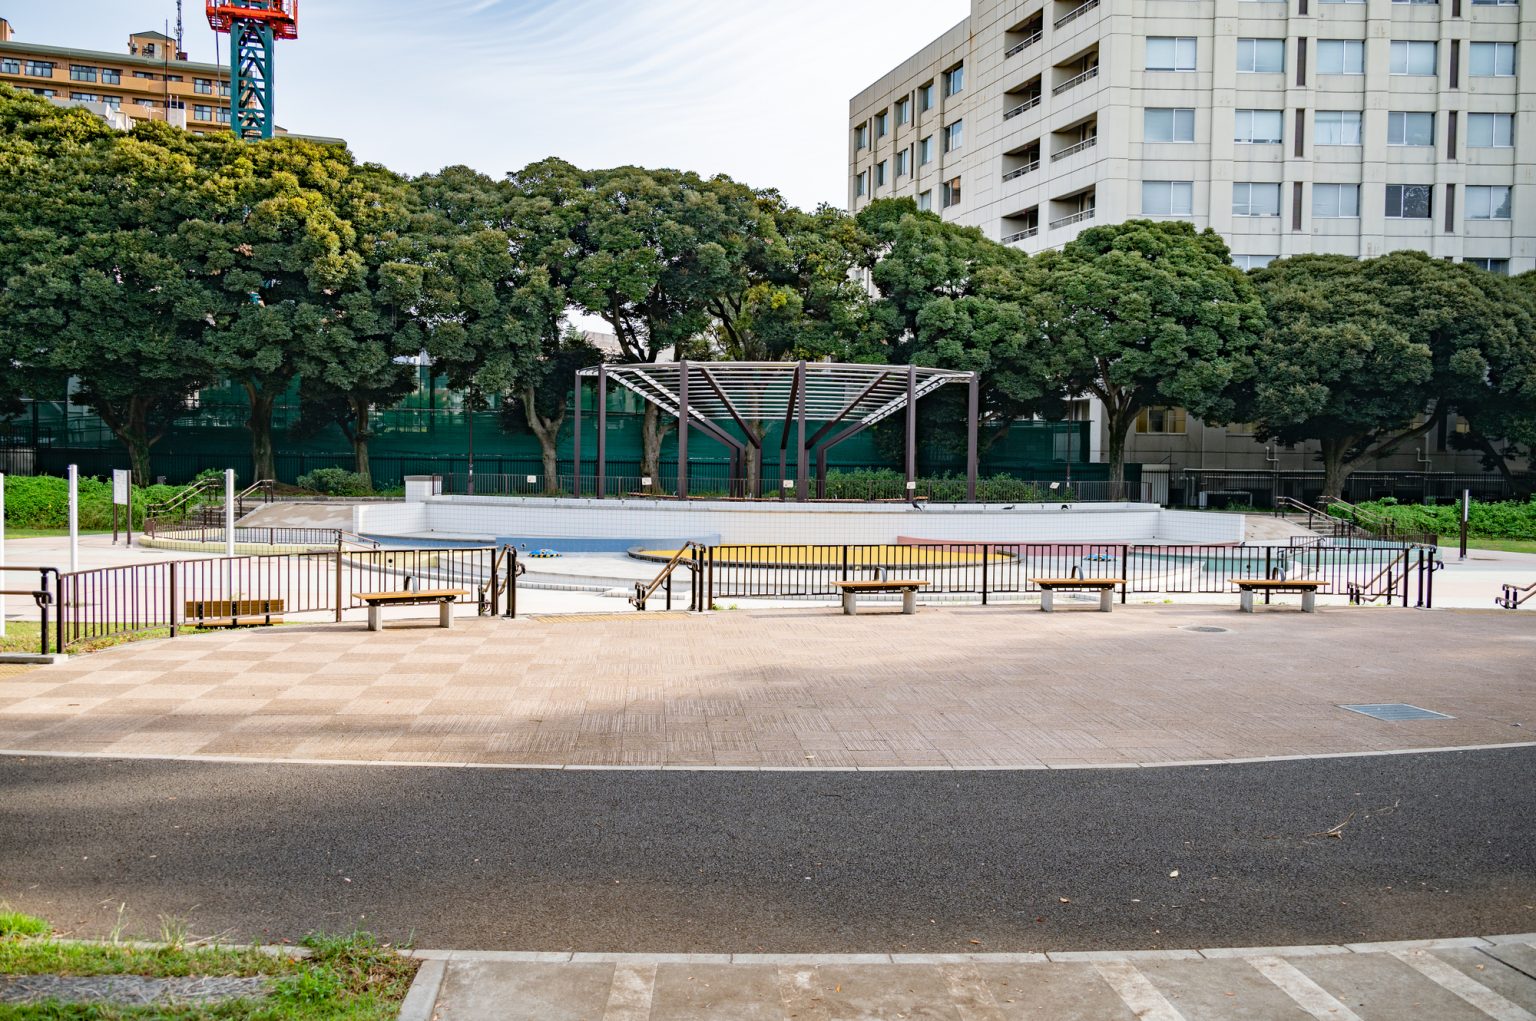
[506,548,518,619]
[169,562,179,638]
[334,548,344,623]
[707,546,714,610]
[981,543,989,606]
[1120,544,1129,604]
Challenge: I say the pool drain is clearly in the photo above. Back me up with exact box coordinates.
[1182,625,1230,634]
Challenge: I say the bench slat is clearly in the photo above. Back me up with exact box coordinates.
[832,580,929,591]
[357,589,467,604]
[1033,578,1124,587]
[1232,580,1329,589]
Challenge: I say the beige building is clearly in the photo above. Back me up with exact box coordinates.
[849,0,1531,478]
[0,17,339,143]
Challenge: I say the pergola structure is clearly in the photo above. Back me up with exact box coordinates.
[573,361,980,501]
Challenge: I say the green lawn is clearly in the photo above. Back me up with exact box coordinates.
[4,528,112,540]
[0,919,417,1020]
[1443,537,1536,555]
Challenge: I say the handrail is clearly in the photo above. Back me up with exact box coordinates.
[1052,65,1099,96]
[1054,0,1100,29]
[1005,31,1042,58]
[335,529,382,551]
[143,476,223,533]
[0,565,60,655]
[1049,207,1096,230]
[1347,549,1411,604]
[632,542,704,611]
[1003,95,1041,120]
[1051,134,1097,160]
[1002,159,1040,181]
[1496,580,1536,610]
[1002,226,1039,243]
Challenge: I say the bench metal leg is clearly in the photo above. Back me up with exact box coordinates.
[1099,588,1113,612]
[842,591,857,616]
[1301,590,1316,613]
[440,600,454,628]
[902,589,917,615]
[367,605,383,631]
[1239,589,1254,613]
[1040,589,1054,612]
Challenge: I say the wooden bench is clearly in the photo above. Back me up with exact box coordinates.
[355,589,468,631]
[1032,578,1125,613]
[832,579,929,616]
[1232,578,1329,613]
[185,599,284,628]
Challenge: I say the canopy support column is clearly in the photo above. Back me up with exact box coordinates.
[596,364,607,499]
[677,360,689,500]
[966,372,979,503]
[905,363,917,495]
[572,371,582,497]
[796,361,808,503]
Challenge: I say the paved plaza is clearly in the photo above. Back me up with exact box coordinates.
[0,605,1531,768]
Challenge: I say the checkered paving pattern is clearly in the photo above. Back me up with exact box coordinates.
[0,606,1531,768]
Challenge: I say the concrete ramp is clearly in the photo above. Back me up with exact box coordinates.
[1243,514,1321,542]
[235,502,357,529]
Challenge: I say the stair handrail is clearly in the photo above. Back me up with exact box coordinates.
[1346,548,1412,605]
[631,542,702,611]
[143,476,225,536]
[1496,580,1536,610]
[334,529,381,551]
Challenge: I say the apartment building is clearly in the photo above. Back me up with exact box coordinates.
[0,17,338,142]
[849,0,1531,475]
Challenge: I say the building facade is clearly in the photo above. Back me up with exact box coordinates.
[849,0,1531,477]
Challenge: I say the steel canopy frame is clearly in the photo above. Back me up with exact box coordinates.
[573,361,979,502]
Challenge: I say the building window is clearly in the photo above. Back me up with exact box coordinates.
[1142,181,1194,215]
[133,70,155,79]
[944,119,963,152]
[1147,37,1197,71]
[1233,255,1275,270]
[1467,113,1514,148]
[1466,185,1512,220]
[69,64,97,82]
[1237,38,1285,73]
[875,161,888,187]
[1136,407,1187,434]
[1387,111,1435,146]
[218,81,230,97]
[0,58,18,74]
[1234,109,1283,143]
[875,110,889,138]
[917,190,933,212]
[942,177,962,208]
[1233,182,1282,217]
[1469,42,1516,77]
[195,78,215,95]
[1144,108,1195,142]
[29,88,55,98]
[854,171,868,198]
[919,135,934,164]
[1390,40,1438,76]
[1385,184,1433,218]
[100,68,121,85]
[193,104,216,121]
[101,95,121,109]
[895,148,910,177]
[1317,40,1364,75]
[24,60,54,77]
[1313,183,1360,218]
[895,97,910,125]
[918,81,934,111]
[854,123,868,150]
[69,92,99,102]
[217,106,231,124]
[1315,110,1363,144]
[944,63,965,96]
[1466,258,1509,274]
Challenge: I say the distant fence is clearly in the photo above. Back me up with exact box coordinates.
[1178,470,1532,509]
[11,546,520,655]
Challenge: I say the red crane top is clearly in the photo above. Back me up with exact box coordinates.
[206,0,298,40]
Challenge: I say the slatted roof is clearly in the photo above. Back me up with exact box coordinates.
[576,362,973,428]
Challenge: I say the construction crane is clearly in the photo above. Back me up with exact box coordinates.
[205,0,298,141]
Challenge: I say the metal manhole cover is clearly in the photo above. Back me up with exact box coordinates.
[1338,703,1454,721]
[1182,625,1230,634]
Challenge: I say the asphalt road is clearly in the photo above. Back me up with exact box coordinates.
[2,749,1533,953]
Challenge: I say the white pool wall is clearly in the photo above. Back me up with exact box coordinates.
[355,495,1244,546]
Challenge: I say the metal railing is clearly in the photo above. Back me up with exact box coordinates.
[1,565,61,655]
[1005,31,1042,58]
[1049,207,1096,230]
[1054,0,1100,28]
[631,542,709,612]
[1003,96,1041,120]
[1052,65,1099,96]
[1051,135,1097,160]
[1002,227,1040,243]
[1180,469,1533,510]
[1496,581,1536,610]
[145,525,379,550]
[1002,159,1040,181]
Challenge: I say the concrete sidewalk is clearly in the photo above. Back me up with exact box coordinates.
[400,935,1536,1021]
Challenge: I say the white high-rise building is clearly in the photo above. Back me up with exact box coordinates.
[850,0,1531,275]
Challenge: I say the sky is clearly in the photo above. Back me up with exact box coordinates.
[6,0,970,210]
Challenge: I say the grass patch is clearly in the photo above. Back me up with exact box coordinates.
[0,929,417,1020]
[0,913,49,938]
[1444,537,1536,555]
[0,621,278,656]
[4,529,113,540]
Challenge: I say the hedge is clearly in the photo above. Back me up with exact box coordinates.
[1347,498,1536,541]
[2,474,191,531]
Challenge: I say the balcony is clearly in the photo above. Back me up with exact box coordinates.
[1002,226,1040,243]
[1054,0,1100,29]
[1051,134,1097,161]
[1003,94,1041,120]
[1005,13,1045,58]
[1053,64,1099,96]
[1001,206,1040,244]
[1006,31,1043,58]
[1002,160,1041,182]
[1049,207,1096,230]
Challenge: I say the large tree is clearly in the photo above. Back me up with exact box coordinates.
[1030,220,1265,492]
[1242,252,1526,498]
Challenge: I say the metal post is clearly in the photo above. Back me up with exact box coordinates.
[169,562,179,638]
[1459,488,1470,561]
[905,364,917,494]
[224,468,236,558]
[597,365,608,499]
[981,543,989,606]
[796,361,808,503]
[466,388,475,496]
[966,373,979,503]
[678,361,689,499]
[67,464,79,573]
[572,371,582,497]
[507,549,518,619]
[334,548,344,623]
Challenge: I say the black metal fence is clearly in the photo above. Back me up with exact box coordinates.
[1178,469,1532,509]
[9,546,520,655]
[701,542,1439,608]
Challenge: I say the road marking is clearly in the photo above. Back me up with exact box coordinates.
[1092,960,1187,1021]
[1250,956,1365,1021]
[600,963,656,1021]
[940,962,1008,1021]
[1390,950,1536,1021]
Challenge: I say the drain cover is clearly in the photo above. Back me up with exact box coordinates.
[1338,703,1454,721]
[1182,625,1229,634]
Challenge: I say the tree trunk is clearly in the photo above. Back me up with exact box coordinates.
[743,420,767,497]
[1319,437,1353,501]
[522,385,566,494]
[99,398,155,487]
[641,404,665,494]
[348,398,373,492]
[1105,406,1135,501]
[244,384,277,484]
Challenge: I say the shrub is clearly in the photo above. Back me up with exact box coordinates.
[1347,499,1536,540]
[819,468,1052,503]
[296,468,373,497]
[2,474,188,530]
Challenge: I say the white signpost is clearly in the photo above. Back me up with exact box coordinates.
[112,468,132,546]
[224,469,236,558]
[67,464,79,573]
